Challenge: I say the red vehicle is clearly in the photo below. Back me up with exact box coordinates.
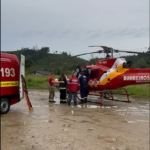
[73,46,150,104]
[0,53,25,114]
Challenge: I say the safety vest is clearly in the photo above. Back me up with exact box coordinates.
[59,77,67,90]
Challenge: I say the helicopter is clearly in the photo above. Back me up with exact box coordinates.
[72,46,150,105]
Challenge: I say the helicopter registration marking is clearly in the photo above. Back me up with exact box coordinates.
[98,61,107,64]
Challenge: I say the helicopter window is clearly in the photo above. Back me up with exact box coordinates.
[123,62,127,68]
[87,68,91,74]
[90,69,99,79]
[103,71,107,74]
[123,61,132,68]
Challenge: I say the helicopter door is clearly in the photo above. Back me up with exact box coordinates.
[72,66,81,78]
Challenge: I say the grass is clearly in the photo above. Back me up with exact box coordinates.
[116,84,150,98]
[25,75,150,98]
[25,75,59,89]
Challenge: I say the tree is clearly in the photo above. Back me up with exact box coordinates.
[137,60,149,68]
[25,56,33,68]
[40,47,49,53]
[38,47,50,59]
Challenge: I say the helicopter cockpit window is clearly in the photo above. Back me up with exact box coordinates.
[123,61,132,68]
[73,67,81,77]
[90,69,99,79]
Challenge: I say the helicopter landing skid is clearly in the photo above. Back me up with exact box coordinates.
[103,88,131,104]
[86,88,131,105]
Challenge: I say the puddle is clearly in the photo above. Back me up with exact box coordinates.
[136,113,149,117]
[71,111,74,115]
[105,106,111,109]
[118,113,126,116]
[87,105,100,109]
[140,106,148,108]
[54,97,60,104]
[63,128,69,131]
[32,105,41,108]
[113,106,118,108]
[127,121,136,123]
[40,120,49,123]
[136,120,149,123]
[87,128,94,131]
[116,109,127,112]
[128,107,138,110]
[141,110,149,112]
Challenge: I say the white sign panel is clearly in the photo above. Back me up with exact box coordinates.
[19,54,25,99]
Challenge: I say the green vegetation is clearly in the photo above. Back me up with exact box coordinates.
[2,47,150,97]
[25,75,150,98]
[3,47,88,75]
[25,75,60,89]
[2,46,150,75]
[117,84,150,98]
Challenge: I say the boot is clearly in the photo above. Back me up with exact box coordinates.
[49,99,55,103]
[84,98,87,103]
[74,102,77,105]
[79,100,84,104]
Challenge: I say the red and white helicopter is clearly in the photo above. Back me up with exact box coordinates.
[72,46,150,105]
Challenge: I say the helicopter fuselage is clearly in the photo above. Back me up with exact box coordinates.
[87,58,150,91]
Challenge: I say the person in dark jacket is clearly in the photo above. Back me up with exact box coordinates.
[81,66,89,102]
[59,73,67,103]
[79,72,88,104]
[82,66,89,81]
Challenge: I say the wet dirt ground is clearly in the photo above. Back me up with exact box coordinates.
[1,90,149,150]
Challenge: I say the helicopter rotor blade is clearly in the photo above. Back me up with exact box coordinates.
[113,49,147,54]
[71,50,104,57]
[89,45,112,49]
[89,45,147,54]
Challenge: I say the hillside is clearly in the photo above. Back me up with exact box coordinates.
[2,47,150,75]
[2,47,88,75]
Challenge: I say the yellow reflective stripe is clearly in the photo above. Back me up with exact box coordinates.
[60,87,66,89]
[60,99,66,101]
[0,81,19,87]
[59,81,64,83]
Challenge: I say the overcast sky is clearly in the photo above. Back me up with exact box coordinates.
[1,0,149,59]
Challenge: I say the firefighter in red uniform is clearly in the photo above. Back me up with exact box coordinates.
[67,75,80,106]
[48,73,55,102]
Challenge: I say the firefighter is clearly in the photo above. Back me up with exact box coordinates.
[82,66,89,102]
[48,73,55,102]
[59,73,67,103]
[79,72,88,104]
[67,74,80,106]
[82,66,89,80]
